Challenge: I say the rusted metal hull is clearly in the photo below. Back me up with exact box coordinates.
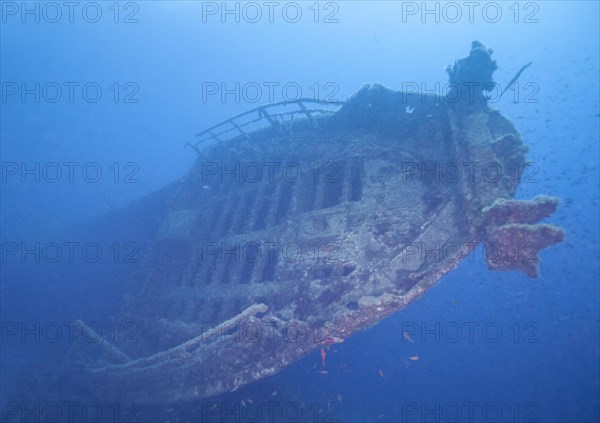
[56,44,564,404]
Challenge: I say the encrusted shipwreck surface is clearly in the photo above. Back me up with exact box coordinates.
[56,42,564,404]
[482,196,564,277]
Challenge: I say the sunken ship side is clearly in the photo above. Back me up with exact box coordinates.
[56,42,563,404]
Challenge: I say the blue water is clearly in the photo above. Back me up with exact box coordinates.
[1,2,599,422]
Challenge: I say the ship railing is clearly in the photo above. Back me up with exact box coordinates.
[186,98,344,154]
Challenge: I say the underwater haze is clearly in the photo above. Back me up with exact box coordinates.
[1,1,599,423]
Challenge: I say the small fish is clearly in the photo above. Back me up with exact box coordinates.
[378,369,384,377]
[405,105,415,114]
[337,394,343,403]
[270,391,277,397]
[321,348,327,368]
[318,370,329,375]
[408,355,420,361]
[403,331,415,343]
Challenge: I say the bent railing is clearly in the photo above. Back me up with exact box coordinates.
[186,98,344,154]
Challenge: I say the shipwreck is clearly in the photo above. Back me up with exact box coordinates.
[50,41,564,404]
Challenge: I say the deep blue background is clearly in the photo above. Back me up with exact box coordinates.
[1,2,598,422]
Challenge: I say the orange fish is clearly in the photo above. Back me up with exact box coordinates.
[321,348,327,368]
